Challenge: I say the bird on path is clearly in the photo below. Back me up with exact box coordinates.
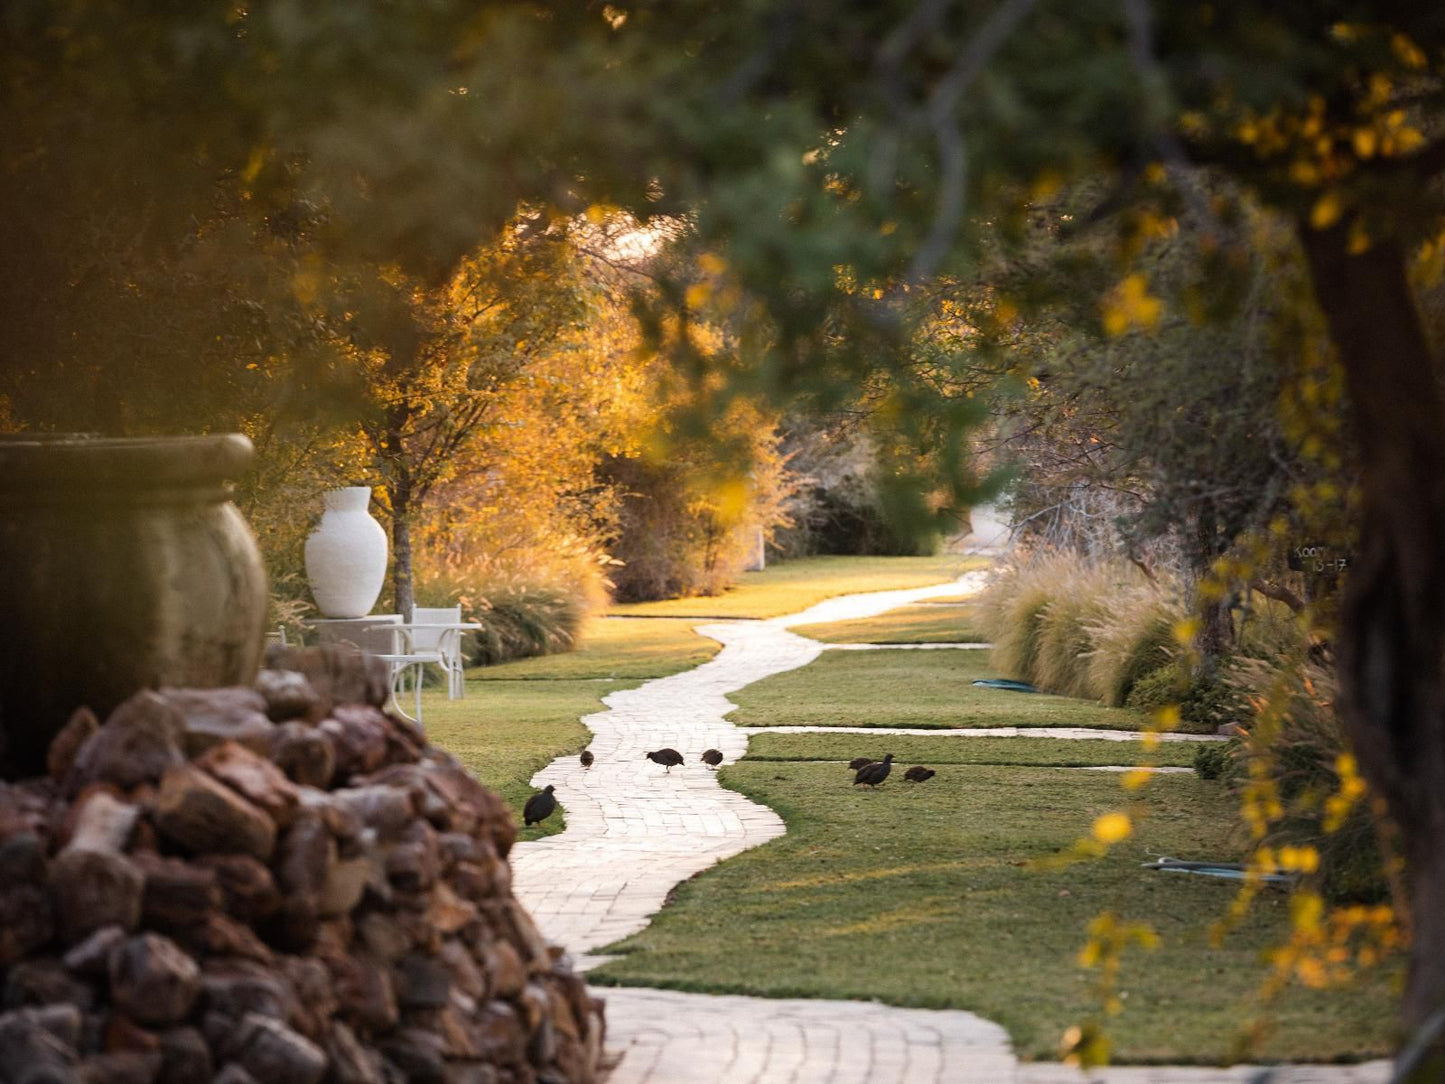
[700,749,724,769]
[904,766,936,783]
[523,785,557,826]
[848,757,875,771]
[645,748,685,772]
[853,753,894,787]
[580,750,594,770]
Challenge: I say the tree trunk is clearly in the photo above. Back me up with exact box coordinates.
[1299,222,1445,1047]
[389,472,415,622]
[1188,499,1234,672]
[384,462,413,624]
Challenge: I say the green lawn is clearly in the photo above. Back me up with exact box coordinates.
[424,679,634,839]
[610,554,988,619]
[744,731,1201,769]
[792,597,992,644]
[589,761,1399,1062]
[468,616,718,681]
[728,649,1153,731]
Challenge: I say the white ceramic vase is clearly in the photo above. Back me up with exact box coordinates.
[305,486,389,618]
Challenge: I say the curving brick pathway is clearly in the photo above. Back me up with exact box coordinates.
[508,571,1392,1083]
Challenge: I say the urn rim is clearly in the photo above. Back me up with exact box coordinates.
[0,433,255,496]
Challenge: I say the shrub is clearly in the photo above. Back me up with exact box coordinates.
[602,449,787,603]
[1225,658,1390,904]
[416,570,594,668]
[1126,661,1250,734]
[1086,592,1182,708]
[1193,739,1239,781]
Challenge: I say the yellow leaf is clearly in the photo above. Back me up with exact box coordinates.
[1310,191,1344,229]
[698,252,728,276]
[1091,813,1132,845]
[1352,128,1378,159]
[684,282,712,309]
[1122,769,1153,792]
[1347,219,1371,255]
[1393,32,1428,70]
[1291,891,1324,932]
[1290,160,1321,186]
[1101,274,1163,336]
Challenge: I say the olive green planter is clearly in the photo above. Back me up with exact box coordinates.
[0,433,267,778]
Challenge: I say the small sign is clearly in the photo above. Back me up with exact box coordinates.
[1287,543,1351,574]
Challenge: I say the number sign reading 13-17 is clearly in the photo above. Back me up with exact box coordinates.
[1287,543,1351,575]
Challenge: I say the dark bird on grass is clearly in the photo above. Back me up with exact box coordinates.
[645,748,685,772]
[580,750,594,770]
[853,753,894,787]
[523,785,557,826]
[848,757,875,771]
[904,766,936,783]
[700,749,724,769]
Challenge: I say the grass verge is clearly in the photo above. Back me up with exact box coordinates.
[424,679,638,839]
[588,761,1398,1062]
[468,616,717,681]
[791,597,992,644]
[728,650,1153,731]
[610,555,987,620]
[744,732,1200,769]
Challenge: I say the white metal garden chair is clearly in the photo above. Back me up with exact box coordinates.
[403,606,475,699]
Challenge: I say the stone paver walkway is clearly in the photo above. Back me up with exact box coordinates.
[510,572,992,969]
[507,571,1392,1083]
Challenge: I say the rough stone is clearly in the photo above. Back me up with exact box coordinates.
[68,692,185,795]
[152,765,275,862]
[269,724,334,790]
[47,708,99,785]
[230,1013,326,1084]
[49,849,144,944]
[253,670,322,724]
[162,688,274,758]
[107,934,201,1028]
[195,742,299,828]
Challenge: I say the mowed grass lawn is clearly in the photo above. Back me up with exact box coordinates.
[589,758,1399,1062]
[611,554,987,619]
[746,732,1201,770]
[792,596,992,644]
[728,649,1154,731]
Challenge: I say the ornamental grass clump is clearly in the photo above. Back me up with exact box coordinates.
[982,551,1175,704]
[1085,589,1183,707]
[982,553,1077,685]
[417,566,599,667]
[1033,561,1118,700]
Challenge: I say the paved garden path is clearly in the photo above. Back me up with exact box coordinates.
[509,571,1391,1084]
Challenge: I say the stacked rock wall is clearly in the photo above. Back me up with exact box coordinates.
[0,646,603,1084]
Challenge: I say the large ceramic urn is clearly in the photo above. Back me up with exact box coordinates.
[304,486,389,618]
[0,433,268,779]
